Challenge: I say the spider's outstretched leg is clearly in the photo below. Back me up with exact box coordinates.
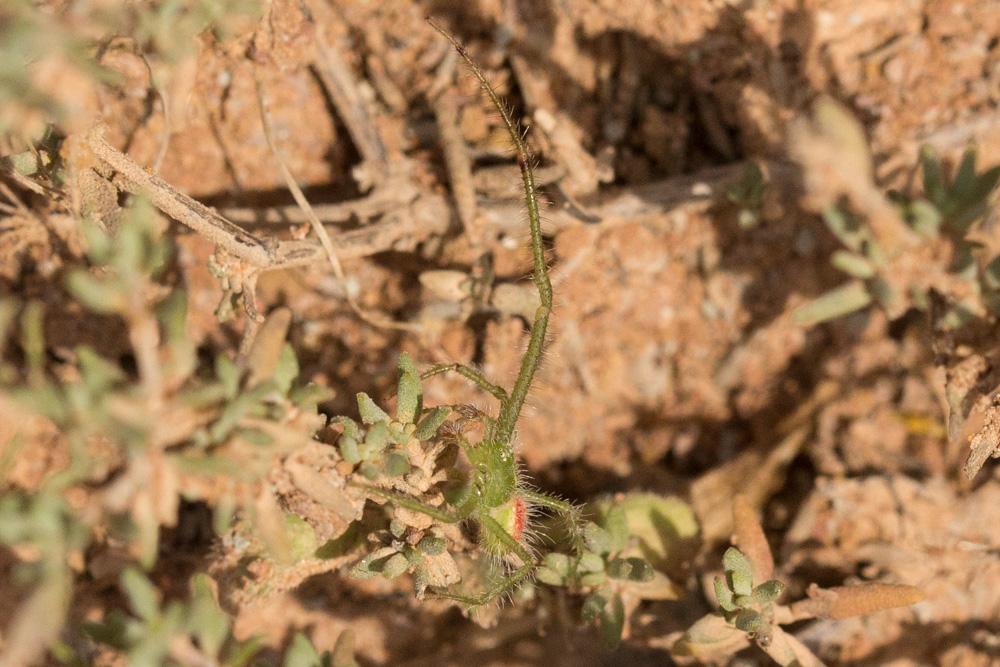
[357,484,472,524]
[429,21,553,449]
[434,515,536,606]
[522,489,585,550]
[420,363,508,401]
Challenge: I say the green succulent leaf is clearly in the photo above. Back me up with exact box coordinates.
[356,392,389,424]
[733,609,764,633]
[417,535,446,555]
[622,557,654,582]
[543,552,572,577]
[579,571,607,586]
[606,557,633,580]
[383,452,410,477]
[272,344,299,396]
[714,576,737,612]
[536,566,564,586]
[599,594,626,648]
[722,547,753,597]
[830,250,875,279]
[583,522,613,555]
[187,574,230,658]
[381,552,410,579]
[602,504,629,554]
[921,146,946,207]
[792,280,873,326]
[396,353,421,424]
[414,406,450,439]
[752,579,785,604]
[579,552,605,574]
[284,632,330,667]
[121,568,160,622]
[338,436,361,464]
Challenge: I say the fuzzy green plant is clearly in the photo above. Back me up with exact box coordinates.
[0,197,330,664]
[80,571,262,667]
[673,498,923,665]
[793,141,1000,328]
[535,493,699,647]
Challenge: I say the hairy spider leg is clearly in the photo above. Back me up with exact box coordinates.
[428,19,554,449]
[433,514,537,606]
[358,484,475,524]
[420,363,508,401]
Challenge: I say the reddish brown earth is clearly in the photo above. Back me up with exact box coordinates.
[2,1,999,665]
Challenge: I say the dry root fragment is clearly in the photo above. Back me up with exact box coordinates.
[793,582,925,620]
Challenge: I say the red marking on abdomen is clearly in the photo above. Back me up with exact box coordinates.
[512,495,527,541]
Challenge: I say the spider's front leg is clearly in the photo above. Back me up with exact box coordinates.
[357,483,471,524]
[420,363,508,401]
[433,515,537,607]
[521,489,585,549]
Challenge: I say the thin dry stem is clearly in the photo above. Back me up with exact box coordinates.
[254,75,421,333]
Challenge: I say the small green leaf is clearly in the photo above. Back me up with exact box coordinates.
[733,609,763,633]
[188,574,230,658]
[76,346,125,393]
[536,567,563,586]
[289,384,334,411]
[356,393,389,424]
[752,579,785,604]
[396,353,421,424]
[602,504,629,554]
[338,436,361,464]
[417,535,446,555]
[121,568,160,622]
[215,354,242,399]
[362,422,390,457]
[583,522,613,555]
[283,632,326,667]
[82,610,130,649]
[414,406,450,439]
[623,557,654,582]
[906,198,942,237]
[599,594,626,648]
[952,147,979,202]
[332,417,361,440]
[381,552,409,579]
[830,250,875,279]
[606,558,633,580]
[225,636,265,667]
[714,576,737,612]
[272,344,299,396]
[543,552,572,577]
[579,571,607,586]
[285,514,318,562]
[792,280,873,326]
[383,452,410,477]
[579,552,605,574]
[722,547,753,596]
[66,270,125,314]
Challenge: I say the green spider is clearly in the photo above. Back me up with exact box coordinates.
[338,21,582,607]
